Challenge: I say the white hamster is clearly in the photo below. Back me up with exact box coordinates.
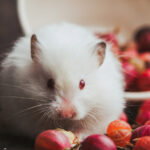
[0,23,124,139]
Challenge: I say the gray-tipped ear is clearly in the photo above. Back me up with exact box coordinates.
[96,41,106,65]
[31,34,40,61]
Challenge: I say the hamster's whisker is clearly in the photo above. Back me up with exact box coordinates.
[34,106,51,126]
[41,109,52,128]
[0,95,48,102]
[10,103,50,118]
[80,119,88,129]
[0,84,48,98]
[5,104,49,121]
[87,113,98,122]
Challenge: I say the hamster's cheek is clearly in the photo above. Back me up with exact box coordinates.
[73,100,88,120]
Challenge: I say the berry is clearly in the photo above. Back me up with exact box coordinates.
[122,61,138,90]
[137,69,150,91]
[131,125,150,141]
[81,134,117,150]
[107,120,132,147]
[35,130,71,150]
[133,136,150,150]
[136,111,150,125]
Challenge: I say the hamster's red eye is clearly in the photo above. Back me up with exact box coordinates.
[47,79,55,89]
[79,79,85,90]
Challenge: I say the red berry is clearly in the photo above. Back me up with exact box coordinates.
[35,130,71,150]
[137,69,150,91]
[133,136,150,150]
[122,61,138,90]
[139,100,150,112]
[81,134,117,150]
[107,120,132,147]
[136,111,150,125]
[131,125,150,141]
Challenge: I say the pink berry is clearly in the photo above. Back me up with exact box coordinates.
[122,61,138,90]
[139,100,150,112]
[35,130,71,150]
[133,136,150,150]
[136,111,150,125]
[131,125,150,141]
[81,134,117,150]
[137,69,150,91]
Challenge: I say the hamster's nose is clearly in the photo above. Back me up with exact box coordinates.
[59,109,77,119]
[59,97,77,119]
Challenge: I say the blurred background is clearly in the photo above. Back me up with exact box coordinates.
[0,0,23,56]
[0,0,150,149]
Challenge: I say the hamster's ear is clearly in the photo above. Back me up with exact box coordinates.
[31,34,40,62]
[96,41,106,65]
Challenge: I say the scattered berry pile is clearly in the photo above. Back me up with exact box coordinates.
[97,26,150,92]
[34,100,150,150]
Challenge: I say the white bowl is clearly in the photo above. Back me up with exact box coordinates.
[17,0,150,101]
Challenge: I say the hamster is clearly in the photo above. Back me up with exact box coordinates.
[0,23,124,139]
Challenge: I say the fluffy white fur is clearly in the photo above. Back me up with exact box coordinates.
[0,23,124,139]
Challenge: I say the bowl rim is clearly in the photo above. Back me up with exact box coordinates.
[17,0,31,35]
[17,0,150,101]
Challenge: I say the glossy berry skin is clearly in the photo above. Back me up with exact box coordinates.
[107,120,132,147]
[122,61,138,90]
[131,125,150,141]
[35,130,71,150]
[136,111,150,125]
[139,100,150,112]
[137,69,150,91]
[136,100,150,125]
[81,134,117,150]
[133,136,150,150]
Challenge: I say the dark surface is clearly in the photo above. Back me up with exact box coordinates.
[0,134,34,150]
[0,0,34,150]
